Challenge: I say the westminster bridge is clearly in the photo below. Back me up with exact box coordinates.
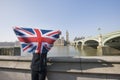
[73,30,120,55]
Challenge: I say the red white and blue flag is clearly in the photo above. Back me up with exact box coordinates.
[13,27,61,54]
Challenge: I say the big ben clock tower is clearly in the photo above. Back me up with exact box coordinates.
[66,30,69,44]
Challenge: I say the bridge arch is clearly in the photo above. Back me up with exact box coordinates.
[103,35,120,46]
[78,41,82,46]
[84,40,99,48]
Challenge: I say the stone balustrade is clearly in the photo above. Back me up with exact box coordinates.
[0,56,120,80]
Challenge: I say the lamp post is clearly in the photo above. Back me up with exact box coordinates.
[97,27,103,56]
[98,28,102,46]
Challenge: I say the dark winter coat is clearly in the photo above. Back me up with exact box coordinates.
[31,53,47,72]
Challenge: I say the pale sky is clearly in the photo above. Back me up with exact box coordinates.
[0,0,120,42]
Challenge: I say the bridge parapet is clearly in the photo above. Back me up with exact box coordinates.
[0,56,120,80]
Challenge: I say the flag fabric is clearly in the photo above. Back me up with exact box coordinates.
[13,27,61,54]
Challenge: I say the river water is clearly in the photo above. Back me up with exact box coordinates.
[21,46,98,57]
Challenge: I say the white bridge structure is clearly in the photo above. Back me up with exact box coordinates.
[74,30,120,49]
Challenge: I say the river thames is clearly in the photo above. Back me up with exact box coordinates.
[21,46,120,57]
[21,45,120,57]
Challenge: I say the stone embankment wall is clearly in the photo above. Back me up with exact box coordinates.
[0,56,120,80]
[0,47,20,56]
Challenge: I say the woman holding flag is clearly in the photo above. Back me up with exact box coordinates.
[13,27,61,80]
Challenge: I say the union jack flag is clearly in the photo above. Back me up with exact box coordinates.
[13,27,61,54]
